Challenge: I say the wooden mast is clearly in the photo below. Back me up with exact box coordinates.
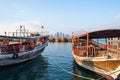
[86,33,89,57]
[72,37,74,46]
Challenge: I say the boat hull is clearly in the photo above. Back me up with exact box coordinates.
[72,51,120,80]
[0,42,48,66]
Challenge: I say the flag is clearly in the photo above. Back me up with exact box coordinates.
[41,26,44,29]
[20,25,22,28]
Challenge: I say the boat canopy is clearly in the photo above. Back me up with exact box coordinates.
[76,29,120,39]
[0,35,49,40]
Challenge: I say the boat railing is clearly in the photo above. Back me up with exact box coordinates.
[107,44,118,52]
[39,31,49,36]
[89,42,119,58]
[73,44,111,58]
[7,31,49,37]
[73,45,97,57]
[78,46,87,57]
[91,41,107,49]
[73,41,120,58]
[0,44,34,55]
[106,45,120,59]
[0,41,48,55]
[31,31,49,36]
[92,40,120,51]
[0,45,7,54]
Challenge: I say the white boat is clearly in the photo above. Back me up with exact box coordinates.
[0,25,49,66]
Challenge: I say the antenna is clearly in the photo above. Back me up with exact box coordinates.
[41,26,44,35]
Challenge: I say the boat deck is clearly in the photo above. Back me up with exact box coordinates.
[77,56,118,61]
[73,53,120,79]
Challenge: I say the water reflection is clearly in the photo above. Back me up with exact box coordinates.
[72,61,106,80]
[0,55,48,80]
[0,43,107,80]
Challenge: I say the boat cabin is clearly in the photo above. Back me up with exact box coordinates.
[0,26,48,55]
[72,29,120,59]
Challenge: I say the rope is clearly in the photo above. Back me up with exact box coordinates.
[96,66,120,80]
[47,44,95,80]
[54,60,95,80]
[32,43,102,80]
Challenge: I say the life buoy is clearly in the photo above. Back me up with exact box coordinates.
[31,43,35,49]
[13,53,18,59]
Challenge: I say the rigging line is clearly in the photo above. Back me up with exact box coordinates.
[54,60,95,80]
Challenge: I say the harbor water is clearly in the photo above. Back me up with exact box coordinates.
[0,42,104,80]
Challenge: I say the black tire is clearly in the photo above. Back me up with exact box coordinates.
[13,53,18,59]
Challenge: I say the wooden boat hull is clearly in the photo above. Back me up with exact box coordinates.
[0,42,48,66]
[72,29,120,79]
[72,51,120,80]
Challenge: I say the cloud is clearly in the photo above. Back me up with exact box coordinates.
[85,23,120,32]
[19,10,25,14]
[0,20,43,35]
[17,9,25,16]
[114,14,120,19]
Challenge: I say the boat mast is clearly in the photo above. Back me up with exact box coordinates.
[86,33,89,57]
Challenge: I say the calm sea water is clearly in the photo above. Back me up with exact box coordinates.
[0,42,104,80]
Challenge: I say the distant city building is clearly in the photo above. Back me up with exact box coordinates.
[49,32,72,39]
[59,32,63,38]
[49,34,54,38]
[56,32,59,38]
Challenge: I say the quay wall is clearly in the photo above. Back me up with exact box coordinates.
[49,38,71,42]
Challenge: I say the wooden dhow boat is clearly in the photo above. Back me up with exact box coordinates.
[0,26,49,66]
[72,29,120,79]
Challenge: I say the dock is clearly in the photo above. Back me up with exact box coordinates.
[49,38,71,42]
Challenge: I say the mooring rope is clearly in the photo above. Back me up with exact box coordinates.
[47,44,95,80]
[97,69,120,80]
[54,59,95,80]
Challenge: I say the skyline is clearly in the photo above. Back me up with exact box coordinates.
[0,0,120,34]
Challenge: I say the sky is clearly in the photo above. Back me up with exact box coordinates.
[0,0,120,34]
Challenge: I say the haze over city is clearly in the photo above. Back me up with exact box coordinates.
[0,0,120,34]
